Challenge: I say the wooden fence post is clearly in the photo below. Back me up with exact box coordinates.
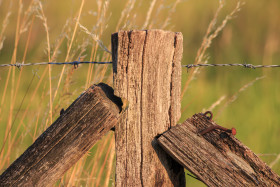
[112,30,186,186]
[0,83,122,186]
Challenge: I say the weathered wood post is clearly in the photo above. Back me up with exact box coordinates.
[0,83,122,186]
[157,113,280,186]
[112,30,185,186]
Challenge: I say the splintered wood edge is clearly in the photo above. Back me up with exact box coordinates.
[157,113,280,186]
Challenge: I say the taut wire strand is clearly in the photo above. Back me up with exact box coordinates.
[0,61,112,68]
[0,62,280,69]
[183,63,280,69]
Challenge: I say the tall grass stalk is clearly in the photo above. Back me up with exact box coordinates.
[0,0,23,166]
[52,0,85,106]
[37,0,53,124]
[270,154,280,168]
[142,0,157,29]
[216,76,265,118]
[181,0,243,99]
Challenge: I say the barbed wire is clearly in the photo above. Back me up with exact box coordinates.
[0,61,112,69]
[0,61,280,69]
[183,63,280,69]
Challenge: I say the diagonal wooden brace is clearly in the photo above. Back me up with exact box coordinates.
[0,83,123,187]
[157,113,280,186]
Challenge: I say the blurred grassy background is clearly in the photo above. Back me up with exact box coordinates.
[0,0,280,186]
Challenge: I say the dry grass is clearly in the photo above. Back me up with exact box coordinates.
[0,0,186,185]
[270,153,280,169]
[181,0,244,98]
[36,0,53,124]
[215,76,265,119]
[0,0,280,186]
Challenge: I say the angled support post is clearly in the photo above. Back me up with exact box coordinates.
[0,83,122,186]
[157,113,280,186]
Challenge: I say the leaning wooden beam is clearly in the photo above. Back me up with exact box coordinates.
[0,83,123,187]
[157,113,280,186]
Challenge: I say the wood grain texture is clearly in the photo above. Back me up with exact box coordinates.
[112,30,185,187]
[0,83,122,187]
[157,113,280,186]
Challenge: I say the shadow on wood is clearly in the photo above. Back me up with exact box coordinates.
[157,112,280,186]
[0,83,123,187]
[151,138,186,186]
